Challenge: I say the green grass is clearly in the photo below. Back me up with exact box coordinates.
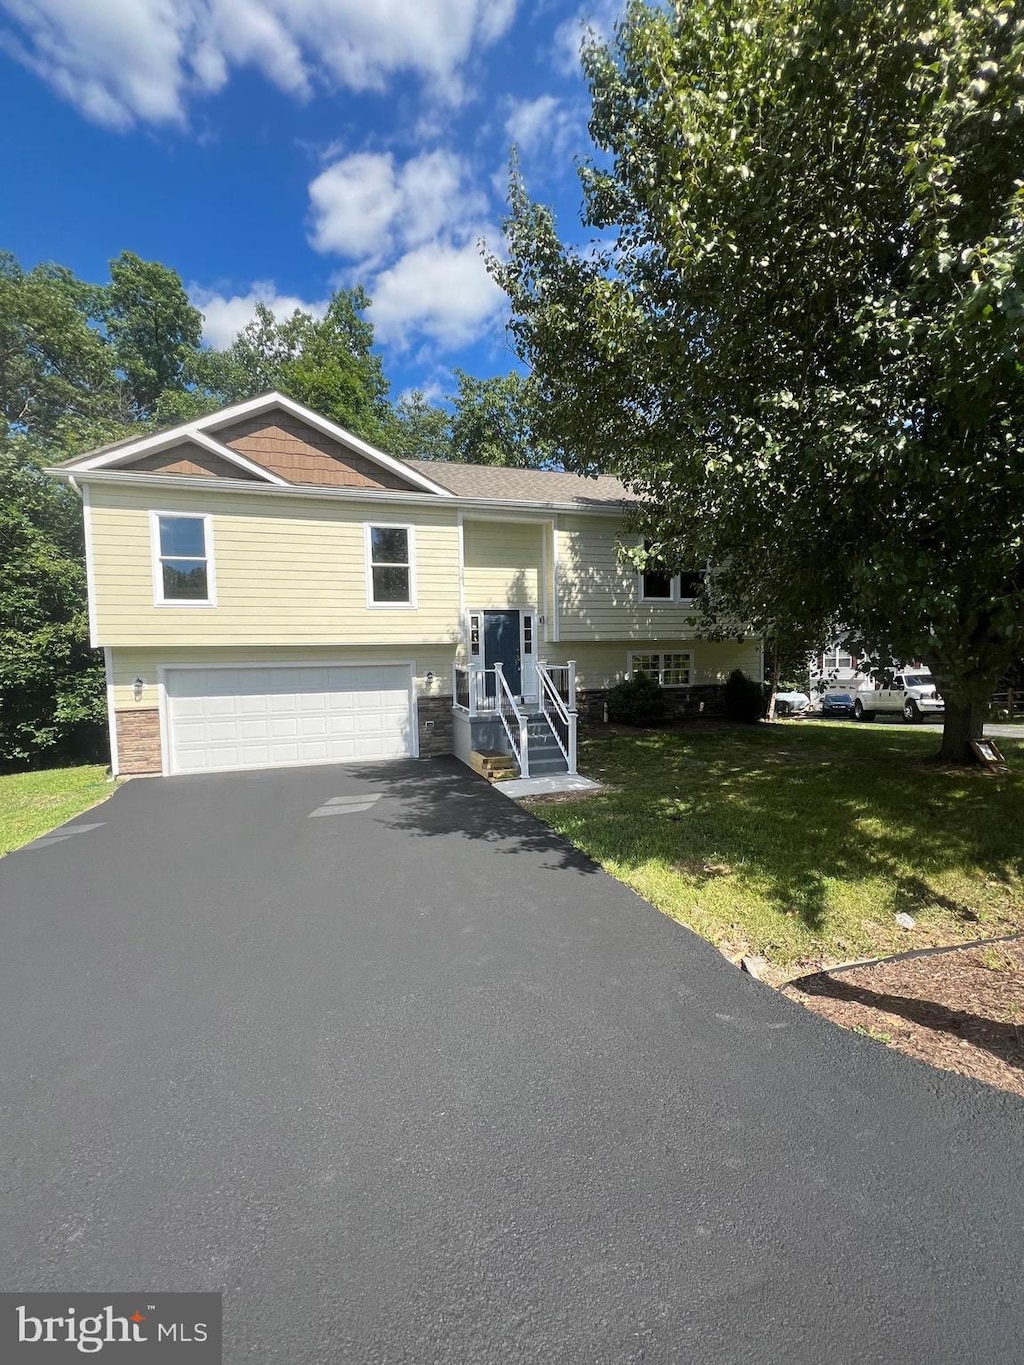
[0,765,115,856]
[529,723,1024,969]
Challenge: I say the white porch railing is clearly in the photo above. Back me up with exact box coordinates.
[537,660,578,776]
[453,659,578,781]
[452,665,499,717]
[493,662,530,778]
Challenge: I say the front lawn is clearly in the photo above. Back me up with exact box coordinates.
[528,724,1024,972]
[0,765,114,856]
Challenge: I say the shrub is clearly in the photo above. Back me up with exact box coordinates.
[724,669,767,724]
[607,671,667,726]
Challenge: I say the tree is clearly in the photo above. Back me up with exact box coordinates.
[448,369,555,468]
[0,248,213,768]
[494,0,1024,761]
[209,290,394,446]
[0,252,115,441]
[104,252,205,419]
[387,390,454,461]
[0,441,105,767]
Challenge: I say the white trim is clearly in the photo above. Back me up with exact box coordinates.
[81,481,99,648]
[104,647,119,777]
[520,608,538,700]
[551,515,561,642]
[149,510,218,608]
[158,658,419,776]
[62,392,451,497]
[185,430,291,485]
[628,649,695,688]
[49,469,627,518]
[71,429,289,485]
[456,509,466,619]
[363,522,417,610]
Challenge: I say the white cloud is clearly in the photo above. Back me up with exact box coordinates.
[504,92,583,163]
[189,282,328,348]
[370,238,506,350]
[306,146,505,354]
[0,0,519,129]
[308,149,485,262]
[552,0,624,78]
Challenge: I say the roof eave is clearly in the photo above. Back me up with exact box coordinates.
[46,467,634,515]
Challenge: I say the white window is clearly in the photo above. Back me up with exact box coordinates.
[629,651,694,687]
[150,512,215,606]
[365,524,416,608]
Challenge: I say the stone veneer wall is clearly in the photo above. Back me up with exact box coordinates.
[576,684,729,725]
[114,709,162,774]
[417,694,454,756]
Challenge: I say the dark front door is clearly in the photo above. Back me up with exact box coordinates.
[484,610,521,696]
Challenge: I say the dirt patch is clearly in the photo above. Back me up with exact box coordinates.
[784,938,1024,1099]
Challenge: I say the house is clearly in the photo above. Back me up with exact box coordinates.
[51,393,763,779]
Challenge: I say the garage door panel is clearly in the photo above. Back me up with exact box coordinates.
[166,664,414,774]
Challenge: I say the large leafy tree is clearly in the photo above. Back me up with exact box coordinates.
[447,369,555,468]
[105,251,205,419]
[495,0,1024,761]
[0,443,105,767]
[209,290,394,446]
[0,249,212,767]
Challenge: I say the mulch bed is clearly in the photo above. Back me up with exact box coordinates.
[784,937,1024,1099]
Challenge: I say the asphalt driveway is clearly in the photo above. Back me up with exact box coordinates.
[0,758,1020,1363]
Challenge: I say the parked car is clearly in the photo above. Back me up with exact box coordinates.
[853,672,944,723]
[774,690,810,716]
[821,689,857,717]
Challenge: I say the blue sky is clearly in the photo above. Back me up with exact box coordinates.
[0,0,622,406]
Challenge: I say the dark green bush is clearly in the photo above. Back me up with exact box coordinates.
[724,669,767,723]
[607,671,667,726]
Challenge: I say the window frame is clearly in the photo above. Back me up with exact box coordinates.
[628,650,694,688]
[364,522,417,610]
[636,544,705,604]
[150,510,217,608]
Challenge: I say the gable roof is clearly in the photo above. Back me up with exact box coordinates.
[57,392,453,497]
[52,392,633,511]
[404,459,631,508]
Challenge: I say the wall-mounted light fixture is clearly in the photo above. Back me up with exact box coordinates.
[132,677,146,702]
[424,671,435,687]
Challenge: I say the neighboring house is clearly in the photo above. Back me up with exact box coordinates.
[51,393,763,779]
[809,637,927,700]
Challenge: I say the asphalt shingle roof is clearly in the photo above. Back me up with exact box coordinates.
[403,459,631,507]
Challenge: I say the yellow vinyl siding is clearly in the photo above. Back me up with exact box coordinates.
[108,645,457,710]
[88,483,461,647]
[555,515,707,641]
[462,518,545,611]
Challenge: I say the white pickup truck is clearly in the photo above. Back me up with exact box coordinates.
[853,672,944,723]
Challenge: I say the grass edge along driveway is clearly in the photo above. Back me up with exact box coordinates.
[0,765,115,856]
[527,723,1024,973]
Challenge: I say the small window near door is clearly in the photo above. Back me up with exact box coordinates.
[366,525,415,607]
[152,512,214,605]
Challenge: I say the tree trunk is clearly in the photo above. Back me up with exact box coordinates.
[937,696,990,763]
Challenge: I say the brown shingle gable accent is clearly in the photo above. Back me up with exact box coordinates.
[123,443,262,480]
[218,414,420,491]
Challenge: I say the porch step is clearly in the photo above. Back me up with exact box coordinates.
[528,755,570,776]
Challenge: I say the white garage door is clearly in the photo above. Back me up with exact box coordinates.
[165,664,415,774]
